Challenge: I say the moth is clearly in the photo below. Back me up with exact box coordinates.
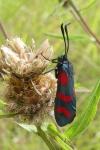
[43,23,76,127]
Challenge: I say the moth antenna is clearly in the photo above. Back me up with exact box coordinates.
[61,23,70,58]
[61,23,67,58]
[65,23,70,56]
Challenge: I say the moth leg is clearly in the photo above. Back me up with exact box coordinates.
[42,68,56,74]
[41,53,58,63]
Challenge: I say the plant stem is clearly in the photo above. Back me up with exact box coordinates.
[69,0,100,47]
[60,0,100,47]
[0,22,9,39]
[47,126,73,150]
[0,112,21,119]
[37,126,56,150]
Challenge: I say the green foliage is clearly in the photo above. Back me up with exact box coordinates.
[17,123,37,133]
[80,0,97,12]
[0,99,20,118]
[0,112,19,119]
[0,0,100,150]
[0,99,7,109]
[64,80,100,139]
[0,0,27,21]
[45,32,92,42]
[12,80,100,150]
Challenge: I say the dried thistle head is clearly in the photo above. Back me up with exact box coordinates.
[1,37,53,76]
[0,37,57,125]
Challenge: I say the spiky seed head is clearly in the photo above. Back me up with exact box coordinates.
[0,37,56,125]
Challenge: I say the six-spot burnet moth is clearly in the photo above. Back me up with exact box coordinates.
[43,23,76,127]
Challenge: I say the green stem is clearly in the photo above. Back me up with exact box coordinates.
[0,112,20,119]
[69,0,100,47]
[47,127,73,150]
[60,0,100,47]
[37,126,56,150]
[0,21,9,39]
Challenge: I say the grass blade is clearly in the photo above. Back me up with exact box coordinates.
[80,0,97,12]
[17,123,37,133]
[0,112,20,119]
[47,124,73,150]
[45,32,91,42]
[64,80,100,139]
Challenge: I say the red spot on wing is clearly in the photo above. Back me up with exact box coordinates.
[57,93,72,103]
[58,71,68,86]
[56,107,71,118]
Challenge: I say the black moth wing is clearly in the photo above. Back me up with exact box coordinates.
[54,57,76,127]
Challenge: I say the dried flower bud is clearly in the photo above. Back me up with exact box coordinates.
[1,37,53,76]
[0,37,57,125]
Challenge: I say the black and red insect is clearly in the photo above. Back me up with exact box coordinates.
[43,23,76,127]
[54,24,76,127]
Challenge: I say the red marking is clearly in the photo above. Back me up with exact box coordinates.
[56,107,71,118]
[57,93,72,103]
[58,71,68,86]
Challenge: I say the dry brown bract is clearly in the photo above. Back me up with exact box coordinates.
[0,37,57,124]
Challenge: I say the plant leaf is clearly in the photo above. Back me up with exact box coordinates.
[45,33,91,42]
[17,123,37,133]
[47,123,70,142]
[54,137,73,150]
[0,0,27,21]
[80,0,97,12]
[0,112,19,119]
[64,80,100,139]
[0,99,7,110]
[47,124,73,150]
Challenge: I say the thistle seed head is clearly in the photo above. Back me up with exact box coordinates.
[1,37,53,76]
[0,37,57,125]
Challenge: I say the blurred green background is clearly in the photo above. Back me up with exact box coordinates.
[0,0,100,150]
